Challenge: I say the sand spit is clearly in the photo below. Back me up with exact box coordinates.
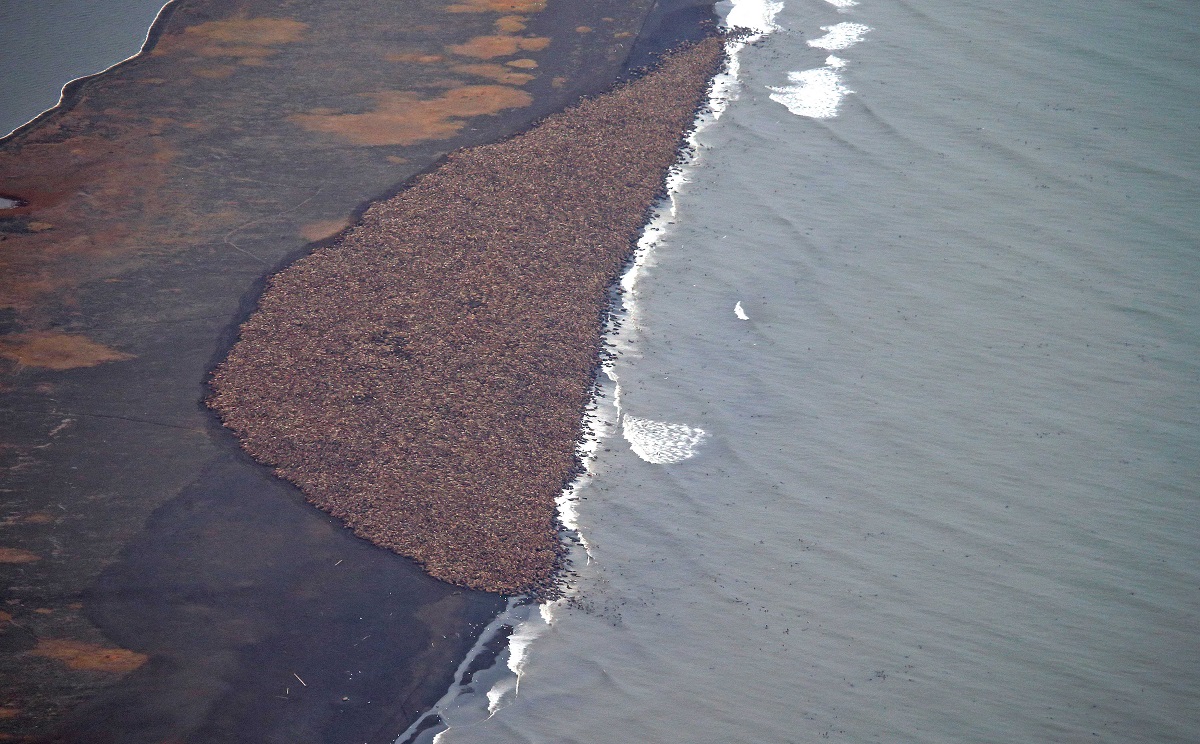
[209,37,724,596]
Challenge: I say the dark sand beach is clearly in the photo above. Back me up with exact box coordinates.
[0,0,716,740]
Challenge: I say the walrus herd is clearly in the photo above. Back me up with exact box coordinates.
[208,36,726,596]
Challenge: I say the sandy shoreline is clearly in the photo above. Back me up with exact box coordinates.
[0,0,716,739]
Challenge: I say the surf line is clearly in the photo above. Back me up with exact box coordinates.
[606,0,783,462]
[768,12,873,119]
[400,8,789,741]
[603,0,783,462]
[389,33,738,741]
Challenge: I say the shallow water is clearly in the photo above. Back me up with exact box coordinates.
[425,0,1200,741]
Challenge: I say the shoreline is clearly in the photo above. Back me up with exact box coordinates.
[0,0,718,739]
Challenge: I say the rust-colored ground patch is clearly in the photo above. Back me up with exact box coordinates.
[0,549,40,564]
[452,63,534,85]
[30,639,148,674]
[156,16,308,65]
[291,85,532,146]
[494,15,528,33]
[385,52,445,64]
[446,35,550,59]
[299,219,351,243]
[446,0,546,13]
[0,333,133,371]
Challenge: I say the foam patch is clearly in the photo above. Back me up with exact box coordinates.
[622,416,707,464]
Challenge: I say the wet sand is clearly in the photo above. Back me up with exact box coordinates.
[0,0,715,740]
[210,37,727,597]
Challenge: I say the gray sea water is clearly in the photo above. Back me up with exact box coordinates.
[0,0,168,138]
[419,0,1200,741]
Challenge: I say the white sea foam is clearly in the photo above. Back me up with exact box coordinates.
[769,66,853,118]
[826,54,847,69]
[735,301,750,320]
[807,21,871,50]
[823,0,859,8]
[725,0,783,35]
[622,416,708,464]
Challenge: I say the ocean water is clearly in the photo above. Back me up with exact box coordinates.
[0,0,168,138]
[416,0,1200,741]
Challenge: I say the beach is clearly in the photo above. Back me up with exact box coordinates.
[0,0,717,740]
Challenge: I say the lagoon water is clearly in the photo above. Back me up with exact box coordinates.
[0,0,167,138]
[420,0,1200,741]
